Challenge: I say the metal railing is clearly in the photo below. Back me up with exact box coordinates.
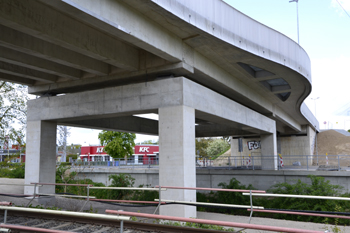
[198,155,350,171]
[65,155,350,171]
[71,157,159,168]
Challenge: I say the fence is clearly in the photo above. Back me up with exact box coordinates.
[198,155,350,171]
[67,155,350,171]
[1,182,348,232]
[70,157,159,168]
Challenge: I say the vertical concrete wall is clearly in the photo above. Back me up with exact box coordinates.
[231,134,277,170]
[231,137,262,157]
[159,105,196,218]
[72,169,350,194]
[24,121,57,195]
[261,133,277,170]
[280,126,316,166]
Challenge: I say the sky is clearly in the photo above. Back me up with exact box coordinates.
[67,0,350,145]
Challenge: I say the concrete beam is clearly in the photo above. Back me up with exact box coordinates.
[0,25,108,76]
[60,116,158,135]
[0,0,139,71]
[41,0,182,63]
[0,61,57,83]
[0,72,35,85]
[0,46,82,80]
[28,62,194,95]
[195,124,255,137]
[27,77,275,135]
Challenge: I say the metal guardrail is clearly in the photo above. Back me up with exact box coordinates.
[1,182,347,232]
[198,155,350,171]
[70,157,159,169]
[65,155,350,171]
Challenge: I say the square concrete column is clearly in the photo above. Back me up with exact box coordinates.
[159,105,196,218]
[24,121,57,195]
[260,133,277,170]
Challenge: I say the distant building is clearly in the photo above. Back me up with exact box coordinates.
[79,144,159,164]
[0,145,25,162]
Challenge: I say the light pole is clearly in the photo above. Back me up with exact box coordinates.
[289,0,299,44]
[311,97,320,166]
[311,97,320,119]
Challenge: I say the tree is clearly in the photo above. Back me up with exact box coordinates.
[57,126,71,162]
[98,131,136,158]
[0,81,27,148]
[137,139,158,145]
[195,138,213,158]
[206,139,230,158]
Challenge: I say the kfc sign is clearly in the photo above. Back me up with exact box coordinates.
[96,147,104,153]
[134,145,158,155]
[139,147,149,153]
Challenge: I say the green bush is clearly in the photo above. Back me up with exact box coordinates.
[0,163,25,178]
[107,173,135,200]
[130,184,159,202]
[197,178,254,215]
[206,139,230,159]
[9,163,25,178]
[259,175,350,225]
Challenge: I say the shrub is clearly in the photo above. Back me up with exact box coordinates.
[206,139,230,159]
[107,173,135,200]
[259,175,350,225]
[130,184,159,202]
[197,178,254,215]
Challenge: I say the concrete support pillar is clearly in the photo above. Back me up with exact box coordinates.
[159,105,196,218]
[24,121,57,195]
[260,133,277,170]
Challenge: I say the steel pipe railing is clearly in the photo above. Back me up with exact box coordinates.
[155,185,265,193]
[242,193,350,201]
[106,210,325,233]
[154,199,264,210]
[0,206,129,231]
[248,209,350,219]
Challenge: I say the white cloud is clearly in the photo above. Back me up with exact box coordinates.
[305,55,350,129]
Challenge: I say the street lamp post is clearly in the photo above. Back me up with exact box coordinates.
[311,97,320,166]
[289,0,299,44]
[311,97,320,118]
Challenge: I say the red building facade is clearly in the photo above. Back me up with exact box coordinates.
[79,145,159,163]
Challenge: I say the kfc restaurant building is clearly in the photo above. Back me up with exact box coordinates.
[79,145,159,164]
[133,145,159,164]
[80,146,110,162]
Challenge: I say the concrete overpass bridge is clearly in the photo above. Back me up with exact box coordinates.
[0,0,318,217]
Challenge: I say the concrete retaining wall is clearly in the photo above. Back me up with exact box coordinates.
[72,168,350,193]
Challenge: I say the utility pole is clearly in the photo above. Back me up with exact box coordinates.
[289,0,299,44]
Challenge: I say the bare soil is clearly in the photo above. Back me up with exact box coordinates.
[315,130,350,166]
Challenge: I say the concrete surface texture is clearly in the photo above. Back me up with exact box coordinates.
[24,121,57,195]
[159,105,196,217]
[0,0,322,218]
[0,0,317,132]
[72,168,350,194]
[24,76,279,217]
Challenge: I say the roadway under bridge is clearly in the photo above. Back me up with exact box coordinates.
[0,0,318,218]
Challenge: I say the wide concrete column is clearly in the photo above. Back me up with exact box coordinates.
[24,121,57,195]
[159,105,196,218]
[260,133,277,170]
